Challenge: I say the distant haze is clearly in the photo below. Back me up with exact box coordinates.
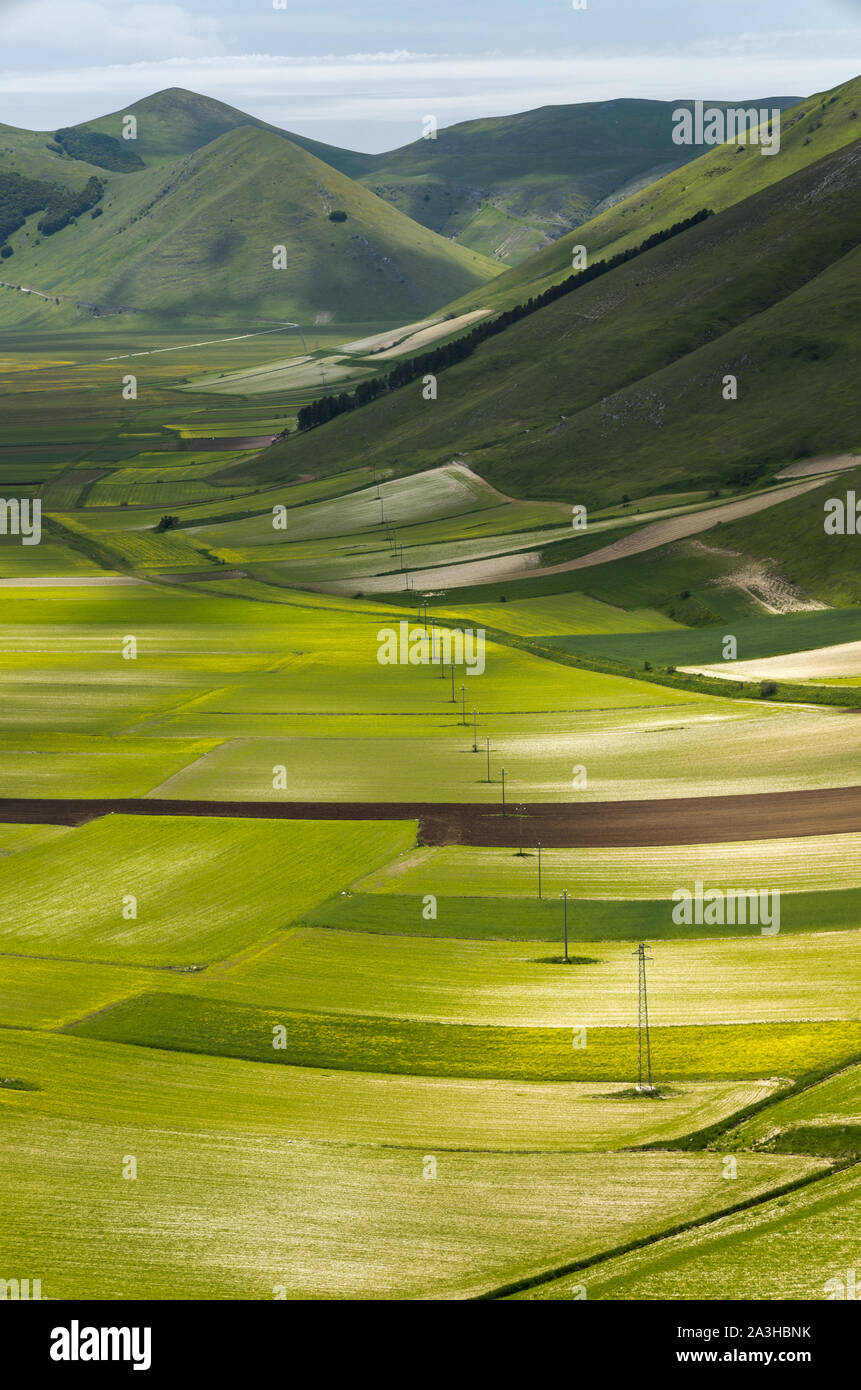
[0,0,858,150]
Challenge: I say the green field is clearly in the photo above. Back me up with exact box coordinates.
[306,886,861,941]
[509,1165,861,1301]
[0,816,414,965]
[356,836,861,900]
[65,993,861,1083]
[723,1063,861,1152]
[551,608,861,667]
[3,1110,817,1300]
[0,1029,783,1154]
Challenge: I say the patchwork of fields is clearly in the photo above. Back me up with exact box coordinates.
[1,320,859,1303]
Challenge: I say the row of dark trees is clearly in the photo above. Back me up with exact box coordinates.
[296,208,713,433]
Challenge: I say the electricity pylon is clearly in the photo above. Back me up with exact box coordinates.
[633,943,655,1092]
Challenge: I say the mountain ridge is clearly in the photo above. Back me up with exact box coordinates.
[0,122,501,324]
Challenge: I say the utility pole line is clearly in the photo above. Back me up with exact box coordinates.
[516,805,526,856]
[561,889,569,963]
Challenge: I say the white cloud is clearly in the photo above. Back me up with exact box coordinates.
[0,50,857,112]
[0,1,227,61]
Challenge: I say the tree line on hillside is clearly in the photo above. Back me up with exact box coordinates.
[0,171,52,243]
[0,170,105,249]
[53,127,145,173]
[36,176,104,236]
[296,208,713,433]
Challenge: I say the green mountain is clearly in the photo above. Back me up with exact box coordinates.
[446,76,861,315]
[22,88,805,268]
[235,130,860,516]
[80,87,375,178]
[355,97,801,264]
[0,124,500,324]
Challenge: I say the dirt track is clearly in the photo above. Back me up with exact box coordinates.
[1,785,859,848]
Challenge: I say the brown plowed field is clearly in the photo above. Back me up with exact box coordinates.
[1,785,859,847]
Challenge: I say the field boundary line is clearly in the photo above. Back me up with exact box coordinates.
[470,1158,859,1301]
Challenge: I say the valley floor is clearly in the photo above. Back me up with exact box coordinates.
[0,327,858,1302]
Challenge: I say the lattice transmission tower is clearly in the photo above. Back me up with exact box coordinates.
[633,942,655,1092]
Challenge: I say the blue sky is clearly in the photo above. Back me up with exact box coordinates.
[0,0,859,150]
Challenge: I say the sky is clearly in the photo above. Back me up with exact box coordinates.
[0,0,859,152]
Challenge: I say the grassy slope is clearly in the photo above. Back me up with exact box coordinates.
[244,137,861,510]
[0,126,501,323]
[716,466,861,608]
[0,123,105,188]
[358,97,800,262]
[446,75,861,314]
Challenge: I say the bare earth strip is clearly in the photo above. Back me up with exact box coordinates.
[316,479,834,592]
[0,785,859,847]
[0,576,147,588]
[312,550,542,595]
[775,453,861,479]
[368,310,491,359]
[683,641,861,683]
[535,478,833,577]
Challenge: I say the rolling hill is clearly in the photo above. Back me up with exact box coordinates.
[0,124,501,324]
[445,75,861,314]
[355,97,801,263]
[229,132,861,514]
[79,87,376,179]
[3,88,806,269]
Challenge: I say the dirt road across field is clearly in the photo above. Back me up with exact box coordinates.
[1,785,859,847]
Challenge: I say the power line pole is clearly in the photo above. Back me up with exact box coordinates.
[633,943,655,1093]
[460,685,467,726]
[472,709,479,752]
[515,804,526,856]
[450,663,456,703]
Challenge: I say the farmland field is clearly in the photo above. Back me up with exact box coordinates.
[509,1166,861,1301]
[1,375,859,1302]
[0,815,414,964]
[2,1111,819,1300]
